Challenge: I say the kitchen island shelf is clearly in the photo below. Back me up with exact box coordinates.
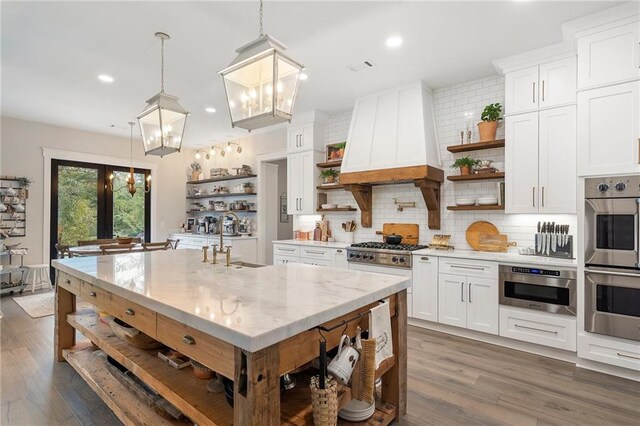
[447,172,505,182]
[446,139,505,153]
[447,205,505,211]
[186,174,256,185]
[316,159,342,168]
[186,193,256,199]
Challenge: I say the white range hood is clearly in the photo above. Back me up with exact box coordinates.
[339,82,444,230]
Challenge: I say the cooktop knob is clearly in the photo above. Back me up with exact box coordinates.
[597,183,610,192]
[614,182,627,191]
[349,252,356,258]
[391,256,398,263]
[399,257,406,263]
[355,253,362,259]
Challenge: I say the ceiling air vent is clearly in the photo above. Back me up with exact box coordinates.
[346,60,375,72]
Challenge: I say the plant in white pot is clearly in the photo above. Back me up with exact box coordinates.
[478,103,502,142]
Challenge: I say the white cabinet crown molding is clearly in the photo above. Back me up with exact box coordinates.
[562,2,640,40]
[493,41,576,76]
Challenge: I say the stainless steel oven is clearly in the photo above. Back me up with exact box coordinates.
[585,175,640,270]
[585,268,640,342]
[499,265,577,316]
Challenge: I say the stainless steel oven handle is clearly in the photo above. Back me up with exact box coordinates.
[636,198,639,267]
[585,268,640,278]
[617,352,640,361]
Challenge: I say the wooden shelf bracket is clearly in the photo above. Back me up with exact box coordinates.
[414,179,441,230]
[344,184,373,227]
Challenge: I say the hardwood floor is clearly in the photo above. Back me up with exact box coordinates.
[2,290,638,425]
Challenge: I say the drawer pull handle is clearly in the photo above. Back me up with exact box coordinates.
[306,251,325,255]
[89,291,96,298]
[617,352,640,361]
[125,308,135,316]
[182,335,196,345]
[279,248,295,252]
[336,250,343,253]
[420,256,429,261]
[449,264,486,271]
[65,279,71,284]
[514,324,557,334]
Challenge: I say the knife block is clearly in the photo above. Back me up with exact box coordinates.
[534,234,574,259]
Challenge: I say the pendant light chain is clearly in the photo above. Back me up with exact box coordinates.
[259,0,264,36]
[160,37,165,93]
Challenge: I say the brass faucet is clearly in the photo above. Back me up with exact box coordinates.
[226,246,232,267]
[219,211,240,253]
[211,244,218,264]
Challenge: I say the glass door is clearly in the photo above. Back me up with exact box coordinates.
[107,166,151,240]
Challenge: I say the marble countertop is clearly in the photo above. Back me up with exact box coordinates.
[413,248,577,268]
[170,233,257,240]
[274,239,351,249]
[52,249,409,352]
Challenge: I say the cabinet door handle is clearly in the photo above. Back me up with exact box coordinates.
[532,187,536,207]
[300,133,304,147]
[468,283,472,303]
[617,352,640,361]
[65,279,71,284]
[637,138,640,164]
[299,197,303,211]
[295,134,299,147]
[420,256,429,261]
[89,291,96,298]
[460,282,464,302]
[182,335,196,345]
[542,80,545,102]
[541,187,545,208]
[125,308,135,316]
[514,323,558,334]
[336,249,343,253]
[533,81,536,103]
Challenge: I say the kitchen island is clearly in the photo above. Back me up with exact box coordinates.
[52,250,409,426]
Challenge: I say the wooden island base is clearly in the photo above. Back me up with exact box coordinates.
[55,273,407,426]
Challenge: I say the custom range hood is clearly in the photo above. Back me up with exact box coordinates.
[340,82,444,229]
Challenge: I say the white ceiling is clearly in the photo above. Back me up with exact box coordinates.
[1,1,618,148]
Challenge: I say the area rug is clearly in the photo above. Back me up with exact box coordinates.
[13,291,91,319]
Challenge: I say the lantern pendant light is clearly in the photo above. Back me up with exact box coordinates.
[137,32,189,157]
[219,0,304,131]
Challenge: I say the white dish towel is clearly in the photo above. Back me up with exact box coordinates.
[369,301,393,368]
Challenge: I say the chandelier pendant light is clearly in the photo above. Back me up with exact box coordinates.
[219,0,304,131]
[109,122,152,197]
[137,32,189,157]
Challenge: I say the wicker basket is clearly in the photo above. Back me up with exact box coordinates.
[309,375,338,426]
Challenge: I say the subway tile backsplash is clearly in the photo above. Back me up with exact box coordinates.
[293,75,577,250]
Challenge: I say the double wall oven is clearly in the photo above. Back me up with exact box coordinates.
[585,175,640,342]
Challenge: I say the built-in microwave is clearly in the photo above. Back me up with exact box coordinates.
[585,175,640,270]
[585,268,640,342]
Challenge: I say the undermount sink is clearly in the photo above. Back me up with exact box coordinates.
[230,261,265,269]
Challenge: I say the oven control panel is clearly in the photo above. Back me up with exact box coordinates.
[511,267,560,276]
[585,175,640,198]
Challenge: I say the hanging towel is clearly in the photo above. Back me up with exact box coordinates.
[369,302,393,368]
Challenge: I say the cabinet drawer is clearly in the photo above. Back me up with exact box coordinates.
[578,333,640,371]
[80,282,112,312]
[188,237,208,247]
[58,271,81,294]
[274,244,300,257]
[109,293,157,339]
[439,258,498,279]
[300,246,332,260]
[300,258,332,267]
[157,314,235,378]
[499,307,576,351]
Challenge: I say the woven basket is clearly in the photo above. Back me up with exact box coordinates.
[309,375,338,426]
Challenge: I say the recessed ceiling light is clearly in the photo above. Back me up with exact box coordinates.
[299,73,308,81]
[98,74,114,83]
[385,36,403,48]
[205,107,217,113]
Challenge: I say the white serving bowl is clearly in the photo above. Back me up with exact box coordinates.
[455,198,476,206]
[321,204,337,210]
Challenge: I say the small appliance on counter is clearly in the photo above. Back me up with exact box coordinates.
[223,215,239,236]
[238,218,252,235]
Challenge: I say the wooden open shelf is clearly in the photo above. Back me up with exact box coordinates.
[447,205,504,211]
[186,174,257,185]
[447,172,505,182]
[186,193,256,199]
[317,208,357,213]
[316,159,342,168]
[316,184,345,191]
[447,139,505,153]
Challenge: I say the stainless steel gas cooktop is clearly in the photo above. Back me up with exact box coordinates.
[347,242,428,268]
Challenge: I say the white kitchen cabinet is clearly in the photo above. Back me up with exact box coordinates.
[538,106,577,214]
[300,259,332,267]
[287,151,322,215]
[287,122,325,153]
[332,249,348,269]
[438,273,467,329]
[505,66,539,115]
[273,255,299,265]
[506,106,576,214]
[505,112,539,213]
[577,81,640,176]
[273,243,300,258]
[500,307,576,351]
[438,258,499,335]
[578,333,640,371]
[505,58,576,115]
[466,277,499,335]
[577,22,640,90]
[412,255,438,322]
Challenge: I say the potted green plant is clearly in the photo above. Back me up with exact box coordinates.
[450,157,480,175]
[478,103,503,142]
[242,182,254,194]
[17,177,33,199]
[319,168,340,184]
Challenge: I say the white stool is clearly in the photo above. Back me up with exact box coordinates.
[25,264,53,293]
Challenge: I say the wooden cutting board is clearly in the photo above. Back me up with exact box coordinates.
[376,223,419,244]
[466,221,499,250]
[478,234,511,253]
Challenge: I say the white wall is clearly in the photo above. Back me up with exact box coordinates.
[294,76,577,250]
[0,116,192,264]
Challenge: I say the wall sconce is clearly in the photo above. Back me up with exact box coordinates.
[206,146,226,159]
[224,142,243,154]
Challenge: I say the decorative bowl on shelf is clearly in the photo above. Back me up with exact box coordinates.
[477,196,498,206]
[320,204,338,210]
[455,198,476,206]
